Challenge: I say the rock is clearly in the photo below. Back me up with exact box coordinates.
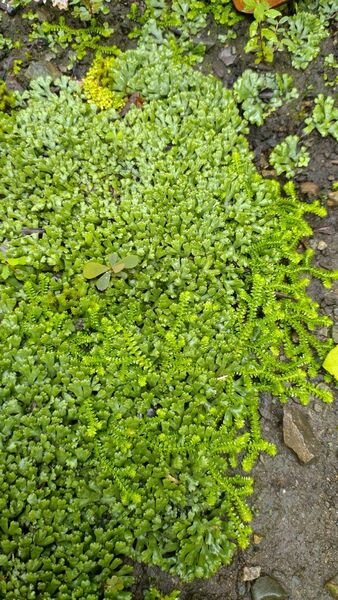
[327,191,338,207]
[212,60,225,79]
[332,325,338,344]
[25,61,61,81]
[218,46,236,66]
[243,566,261,581]
[262,169,277,178]
[317,240,327,251]
[5,75,24,94]
[300,181,320,196]
[316,326,329,339]
[283,406,319,464]
[326,574,338,599]
[0,0,18,14]
[251,575,288,600]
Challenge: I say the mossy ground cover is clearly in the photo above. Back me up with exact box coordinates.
[0,38,337,598]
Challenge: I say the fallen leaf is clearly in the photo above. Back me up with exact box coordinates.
[120,93,144,117]
[323,346,338,379]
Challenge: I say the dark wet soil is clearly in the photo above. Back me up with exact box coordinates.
[1,5,337,599]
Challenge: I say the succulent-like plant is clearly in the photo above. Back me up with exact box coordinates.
[83,254,140,290]
[269,135,310,178]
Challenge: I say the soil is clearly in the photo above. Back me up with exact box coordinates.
[1,5,337,600]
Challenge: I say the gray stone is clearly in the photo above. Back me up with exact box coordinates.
[243,566,261,581]
[316,326,329,340]
[218,46,236,66]
[5,75,24,94]
[332,325,338,344]
[25,61,61,81]
[212,60,225,79]
[251,575,288,600]
[283,406,319,464]
[0,0,18,14]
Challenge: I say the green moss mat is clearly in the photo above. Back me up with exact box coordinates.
[0,44,335,597]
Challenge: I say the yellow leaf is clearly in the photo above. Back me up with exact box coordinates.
[323,346,338,379]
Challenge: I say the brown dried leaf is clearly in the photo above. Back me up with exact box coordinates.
[120,93,144,117]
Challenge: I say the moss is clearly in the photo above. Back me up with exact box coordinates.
[83,55,126,110]
[0,80,16,112]
[0,44,336,595]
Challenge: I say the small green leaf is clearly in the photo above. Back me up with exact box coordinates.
[7,257,26,266]
[122,255,140,269]
[96,272,111,291]
[83,262,109,279]
[108,253,119,267]
[112,262,125,273]
[323,346,338,379]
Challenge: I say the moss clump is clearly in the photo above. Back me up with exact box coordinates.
[83,55,126,110]
[0,80,16,112]
[0,44,336,595]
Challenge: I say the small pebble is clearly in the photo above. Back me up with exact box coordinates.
[218,46,236,66]
[283,406,319,464]
[243,566,261,581]
[317,326,329,340]
[317,240,327,250]
[327,191,338,206]
[212,60,225,79]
